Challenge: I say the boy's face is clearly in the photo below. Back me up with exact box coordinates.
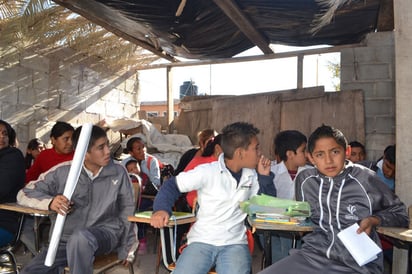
[308,137,348,178]
[382,157,395,179]
[287,143,307,167]
[348,147,365,163]
[84,137,111,171]
[240,136,261,169]
[127,162,140,174]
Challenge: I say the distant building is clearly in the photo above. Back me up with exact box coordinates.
[139,99,181,118]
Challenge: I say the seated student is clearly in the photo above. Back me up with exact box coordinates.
[258,125,408,274]
[150,122,276,274]
[22,121,75,255]
[174,128,217,176]
[17,125,138,274]
[25,121,75,184]
[347,141,366,163]
[24,138,45,170]
[183,134,223,209]
[125,159,142,182]
[121,136,161,254]
[0,120,25,247]
[266,130,311,263]
[121,137,161,191]
[359,145,396,191]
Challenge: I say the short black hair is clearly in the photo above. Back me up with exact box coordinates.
[50,121,74,138]
[274,130,307,161]
[125,137,145,153]
[383,145,396,165]
[349,141,365,153]
[308,125,347,154]
[221,122,259,159]
[72,125,107,151]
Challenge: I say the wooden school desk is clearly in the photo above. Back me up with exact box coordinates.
[0,202,52,252]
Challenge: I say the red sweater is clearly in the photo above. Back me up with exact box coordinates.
[25,148,74,184]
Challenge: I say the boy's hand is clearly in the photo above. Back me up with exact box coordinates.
[150,210,170,228]
[357,216,381,235]
[49,195,73,216]
[257,155,271,176]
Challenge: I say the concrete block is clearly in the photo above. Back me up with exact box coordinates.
[60,93,86,111]
[16,67,33,89]
[32,71,49,90]
[375,82,395,97]
[365,32,394,47]
[340,48,355,66]
[85,98,105,114]
[374,116,396,134]
[120,91,137,106]
[351,47,394,64]
[105,102,124,118]
[124,104,138,118]
[0,66,18,84]
[17,86,36,105]
[101,89,120,103]
[125,77,138,93]
[20,53,49,73]
[364,117,376,135]
[365,133,395,154]
[340,64,355,83]
[341,82,374,95]
[357,64,392,81]
[364,99,395,116]
[0,80,18,104]
[47,109,71,123]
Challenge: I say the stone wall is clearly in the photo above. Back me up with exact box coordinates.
[341,31,395,161]
[0,46,139,152]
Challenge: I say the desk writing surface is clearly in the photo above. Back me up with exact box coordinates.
[0,202,51,216]
[128,214,196,226]
[377,227,412,242]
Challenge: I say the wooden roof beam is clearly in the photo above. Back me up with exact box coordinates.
[213,0,274,55]
[52,0,178,63]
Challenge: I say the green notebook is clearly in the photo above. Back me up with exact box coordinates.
[135,210,195,220]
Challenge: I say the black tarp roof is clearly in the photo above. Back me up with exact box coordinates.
[54,0,389,61]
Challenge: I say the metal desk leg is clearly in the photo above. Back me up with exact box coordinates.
[263,230,272,268]
[33,216,41,252]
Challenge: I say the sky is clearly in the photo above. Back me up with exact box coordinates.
[138,45,340,102]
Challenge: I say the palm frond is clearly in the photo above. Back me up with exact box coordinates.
[0,0,159,72]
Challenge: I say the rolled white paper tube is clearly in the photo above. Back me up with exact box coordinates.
[45,123,93,267]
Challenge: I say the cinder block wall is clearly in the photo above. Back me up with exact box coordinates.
[341,32,395,161]
[0,46,139,152]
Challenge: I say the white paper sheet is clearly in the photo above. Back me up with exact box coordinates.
[44,123,93,267]
[337,223,382,267]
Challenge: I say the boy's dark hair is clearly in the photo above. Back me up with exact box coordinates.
[274,130,307,161]
[125,137,145,153]
[307,125,347,154]
[383,145,396,165]
[0,120,17,147]
[72,125,107,151]
[202,134,222,157]
[221,122,259,159]
[349,141,366,153]
[50,121,74,138]
[125,158,138,168]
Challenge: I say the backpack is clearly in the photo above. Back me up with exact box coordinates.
[141,156,175,195]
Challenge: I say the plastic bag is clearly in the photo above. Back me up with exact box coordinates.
[240,194,310,217]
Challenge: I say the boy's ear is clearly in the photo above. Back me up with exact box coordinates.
[345,145,351,158]
[307,152,316,166]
